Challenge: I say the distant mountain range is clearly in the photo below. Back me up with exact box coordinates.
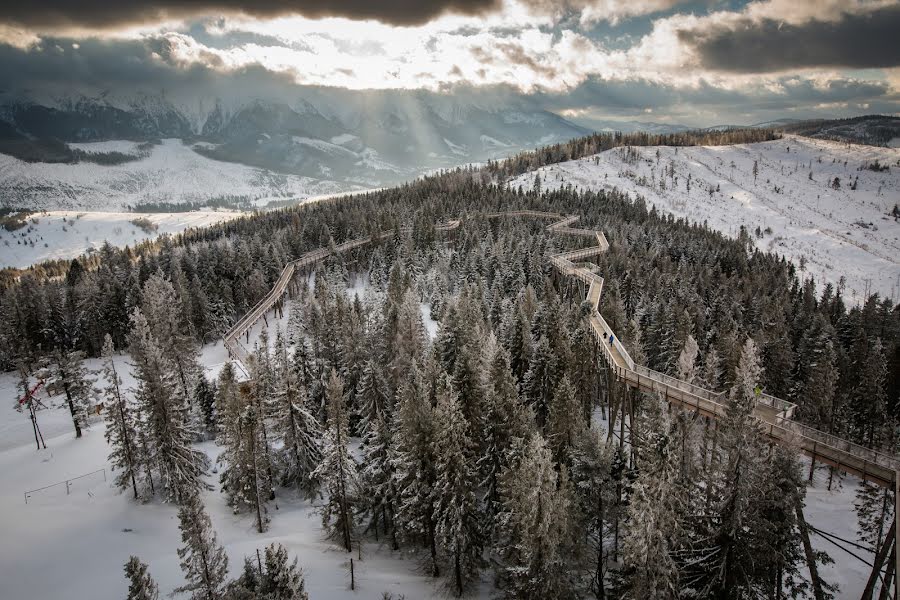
[0,89,591,188]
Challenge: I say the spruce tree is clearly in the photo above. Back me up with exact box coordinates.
[101,334,141,499]
[219,384,272,533]
[51,348,92,438]
[174,493,229,600]
[129,308,208,503]
[124,556,159,600]
[433,380,482,596]
[194,376,217,440]
[496,434,579,600]
[271,332,322,498]
[313,369,359,552]
[262,543,310,600]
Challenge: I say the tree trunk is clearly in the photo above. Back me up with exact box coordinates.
[63,384,82,438]
[863,520,896,600]
[795,493,826,600]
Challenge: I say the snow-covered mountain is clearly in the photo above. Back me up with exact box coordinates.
[510,135,900,304]
[0,88,590,207]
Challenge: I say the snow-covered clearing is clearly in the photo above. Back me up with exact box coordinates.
[0,210,245,269]
[0,139,356,211]
[0,286,877,599]
[511,135,900,304]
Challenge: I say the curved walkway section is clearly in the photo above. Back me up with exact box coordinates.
[223,211,899,487]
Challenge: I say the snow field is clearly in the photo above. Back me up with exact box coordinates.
[511,135,900,304]
[0,210,245,269]
[0,138,356,211]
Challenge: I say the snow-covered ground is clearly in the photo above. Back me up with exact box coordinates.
[511,135,900,304]
[0,139,357,211]
[0,210,246,268]
[0,287,878,599]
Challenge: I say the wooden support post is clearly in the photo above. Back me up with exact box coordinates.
[350,557,355,591]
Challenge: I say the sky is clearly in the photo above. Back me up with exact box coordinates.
[0,0,898,127]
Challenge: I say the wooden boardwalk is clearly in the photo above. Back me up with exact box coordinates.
[224,211,900,487]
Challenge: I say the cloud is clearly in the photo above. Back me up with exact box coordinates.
[0,0,502,30]
[680,4,900,72]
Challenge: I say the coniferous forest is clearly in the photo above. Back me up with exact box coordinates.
[3,161,899,597]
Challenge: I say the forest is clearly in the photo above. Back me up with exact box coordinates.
[2,144,899,597]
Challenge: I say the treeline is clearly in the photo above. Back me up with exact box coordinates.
[485,127,781,179]
[130,195,256,213]
[0,136,151,164]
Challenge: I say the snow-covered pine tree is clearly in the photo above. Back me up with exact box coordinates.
[101,334,141,499]
[676,334,699,384]
[129,308,208,503]
[496,434,580,599]
[194,376,217,440]
[215,362,241,446]
[174,493,229,600]
[692,337,768,597]
[271,332,322,498]
[570,428,615,599]
[433,378,482,597]
[621,393,684,599]
[546,374,584,466]
[361,411,399,547]
[478,347,534,523]
[51,347,92,438]
[262,543,310,600]
[219,383,273,533]
[522,336,560,427]
[391,363,441,575]
[355,357,391,435]
[140,272,202,404]
[313,369,359,552]
[124,556,159,600]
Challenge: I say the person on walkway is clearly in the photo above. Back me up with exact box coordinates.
[610,335,615,346]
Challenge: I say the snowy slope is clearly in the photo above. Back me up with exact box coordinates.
[0,139,357,211]
[510,135,900,304]
[0,210,245,269]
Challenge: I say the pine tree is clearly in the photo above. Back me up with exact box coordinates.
[262,543,310,600]
[676,334,699,384]
[51,347,92,438]
[433,379,482,596]
[621,394,683,599]
[496,434,579,599]
[124,556,159,600]
[313,369,359,552]
[215,362,241,446]
[392,364,441,575]
[140,272,202,404]
[546,374,584,466]
[194,376,217,440]
[219,384,272,533]
[174,493,229,600]
[129,307,208,503]
[101,334,141,499]
[271,332,322,498]
[522,336,560,427]
[361,412,399,547]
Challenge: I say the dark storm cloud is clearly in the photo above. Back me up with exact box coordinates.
[0,0,501,29]
[681,5,900,72]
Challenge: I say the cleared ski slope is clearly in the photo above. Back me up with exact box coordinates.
[509,135,900,304]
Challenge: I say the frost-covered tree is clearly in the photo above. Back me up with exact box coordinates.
[51,347,92,438]
[546,374,584,466]
[621,394,684,599]
[101,334,141,499]
[174,493,229,600]
[124,556,159,600]
[433,380,482,596]
[676,334,699,384]
[230,543,310,600]
[215,362,241,446]
[271,332,322,498]
[140,272,202,404]
[194,376,217,440]
[129,308,208,503]
[313,369,359,552]
[496,434,579,599]
[392,364,441,575]
[219,384,272,533]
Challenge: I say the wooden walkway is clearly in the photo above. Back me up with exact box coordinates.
[224,211,900,487]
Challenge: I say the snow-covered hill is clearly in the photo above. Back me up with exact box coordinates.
[0,210,245,268]
[511,135,900,304]
[0,139,356,211]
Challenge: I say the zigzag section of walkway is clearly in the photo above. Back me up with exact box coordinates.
[224,210,900,487]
